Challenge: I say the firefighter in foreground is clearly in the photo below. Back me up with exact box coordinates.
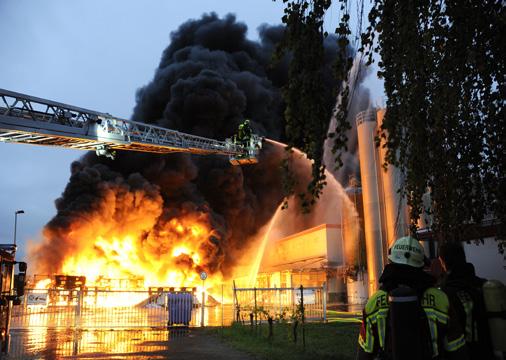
[357,236,468,360]
[439,242,496,359]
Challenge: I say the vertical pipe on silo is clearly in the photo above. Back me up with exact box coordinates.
[356,109,384,295]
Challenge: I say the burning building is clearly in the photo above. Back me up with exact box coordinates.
[257,224,345,302]
[249,153,364,304]
[255,108,412,304]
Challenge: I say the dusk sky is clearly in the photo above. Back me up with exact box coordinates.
[0,0,290,260]
[1,0,502,282]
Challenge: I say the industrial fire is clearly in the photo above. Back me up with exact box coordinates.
[2,13,424,314]
[19,13,366,300]
[0,2,504,359]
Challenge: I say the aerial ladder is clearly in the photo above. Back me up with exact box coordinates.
[0,88,262,165]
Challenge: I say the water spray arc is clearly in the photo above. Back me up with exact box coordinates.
[247,202,284,287]
[245,139,361,293]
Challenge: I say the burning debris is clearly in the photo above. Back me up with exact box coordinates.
[30,13,365,292]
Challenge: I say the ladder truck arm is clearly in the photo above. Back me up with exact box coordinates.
[0,88,262,165]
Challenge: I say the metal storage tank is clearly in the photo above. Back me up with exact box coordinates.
[376,109,409,248]
[343,181,368,306]
[356,109,385,294]
[356,108,410,295]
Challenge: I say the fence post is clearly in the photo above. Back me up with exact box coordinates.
[323,281,327,323]
[23,289,28,308]
[74,289,82,328]
[201,283,205,327]
[253,287,257,326]
[233,280,238,322]
[221,283,224,335]
[278,285,282,321]
[300,285,305,349]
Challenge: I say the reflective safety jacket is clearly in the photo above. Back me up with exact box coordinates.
[358,287,467,359]
[442,264,494,360]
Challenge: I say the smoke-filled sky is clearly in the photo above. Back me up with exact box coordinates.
[0,0,503,284]
[29,5,368,278]
[0,0,283,261]
[0,0,380,262]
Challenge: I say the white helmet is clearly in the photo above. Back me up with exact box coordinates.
[388,236,425,268]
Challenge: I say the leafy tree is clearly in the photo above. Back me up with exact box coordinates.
[276,0,353,211]
[363,0,505,249]
[279,0,505,250]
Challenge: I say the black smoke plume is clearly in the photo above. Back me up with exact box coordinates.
[32,13,364,278]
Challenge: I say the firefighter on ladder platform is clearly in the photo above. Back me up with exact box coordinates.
[235,119,252,148]
[228,119,262,165]
[0,245,27,354]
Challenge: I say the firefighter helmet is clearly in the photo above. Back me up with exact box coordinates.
[388,236,425,268]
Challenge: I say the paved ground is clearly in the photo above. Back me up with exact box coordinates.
[149,330,256,360]
[7,328,255,360]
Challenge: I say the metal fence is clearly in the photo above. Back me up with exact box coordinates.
[11,288,200,329]
[233,284,327,324]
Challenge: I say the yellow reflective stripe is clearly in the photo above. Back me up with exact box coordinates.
[423,288,450,314]
[359,308,389,352]
[367,309,388,325]
[425,308,449,324]
[426,315,439,356]
[377,315,387,349]
[457,291,475,342]
[464,302,474,342]
[424,307,453,357]
[367,309,388,350]
[358,332,373,352]
[445,334,466,352]
[365,290,388,314]
[359,319,374,352]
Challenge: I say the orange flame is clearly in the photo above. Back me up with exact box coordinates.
[34,211,226,300]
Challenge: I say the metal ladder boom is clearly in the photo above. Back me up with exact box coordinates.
[0,88,259,161]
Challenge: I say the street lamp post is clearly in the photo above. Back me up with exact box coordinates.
[14,210,25,246]
[200,271,207,327]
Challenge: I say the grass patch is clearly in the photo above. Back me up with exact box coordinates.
[208,321,360,360]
